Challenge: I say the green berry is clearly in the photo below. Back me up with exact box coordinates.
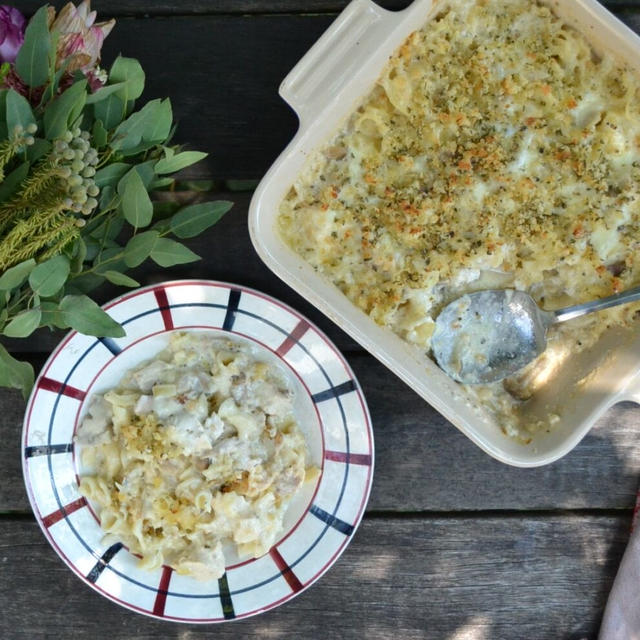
[26,123,38,134]
[63,131,73,143]
[87,184,99,197]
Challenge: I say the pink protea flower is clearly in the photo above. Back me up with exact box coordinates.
[0,6,25,63]
[48,0,114,74]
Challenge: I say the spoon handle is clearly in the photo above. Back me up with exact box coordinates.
[553,284,640,324]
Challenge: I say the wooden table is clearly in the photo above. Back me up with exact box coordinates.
[3,1,640,638]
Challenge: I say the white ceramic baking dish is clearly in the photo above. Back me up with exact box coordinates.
[248,0,640,467]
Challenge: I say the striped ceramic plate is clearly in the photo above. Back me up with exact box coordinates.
[21,280,373,622]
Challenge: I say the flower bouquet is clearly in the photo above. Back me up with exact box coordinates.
[0,2,232,398]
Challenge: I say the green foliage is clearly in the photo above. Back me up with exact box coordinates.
[0,259,35,290]
[0,9,233,400]
[28,255,70,297]
[15,7,50,88]
[59,295,125,337]
[0,344,34,400]
[150,238,200,267]
[6,90,35,133]
[118,168,153,228]
[43,80,88,139]
[170,201,233,239]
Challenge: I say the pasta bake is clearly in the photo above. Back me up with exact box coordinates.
[76,332,315,580]
[278,0,640,439]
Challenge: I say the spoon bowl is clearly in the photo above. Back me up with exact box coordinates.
[431,290,553,384]
[432,285,640,384]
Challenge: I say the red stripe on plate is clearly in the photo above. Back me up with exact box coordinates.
[275,319,310,357]
[38,377,86,401]
[42,497,87,528]
[270,548,303,593]
[325,450,372,466]
[153,566,173,616]
[154,287,174,330]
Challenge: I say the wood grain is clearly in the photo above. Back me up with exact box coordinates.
[0,515,629,639]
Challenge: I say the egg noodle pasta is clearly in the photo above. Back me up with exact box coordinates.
[76,332,316,581]
[279,0,640,439]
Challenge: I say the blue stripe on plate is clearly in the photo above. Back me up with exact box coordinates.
[222,289,241,331]
[311,379,357,403]
[309,504,354,536]
[217,573,235,619]
[25,443,73,458]
[98,337,121,355]
[86,543,123,583]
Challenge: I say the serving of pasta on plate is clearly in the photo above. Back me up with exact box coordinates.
[76,331,317,581]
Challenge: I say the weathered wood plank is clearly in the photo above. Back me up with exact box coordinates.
[0,515,628,639]
[17,0,640,15]
[3,352,640,513]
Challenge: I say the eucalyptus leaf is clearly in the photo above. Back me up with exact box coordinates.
[0,343,34,400]
[145,99,172,143]
[85,82,127,105]
[95,163,130,189]
[118,169,153,228]
[118,139,161,157]
[0,161,29,204]
[111,99,171,151]
[93,247,127,275]
[40,301,70,330]
[43,80,88,140]
[15,6,50,88]
[3,308,42,337]
[170,201,232,239]
[109,57,145,102]
[150,238,200,267]
[99,185,117,211]
[65,273,105,295]
[84,238,101,262]
[103,271,140,288]
[149,177,174,190]
[28,255,70,297]
[155,151,208,175]
[133,160,156,189]
[89,215,124,243]
[70,237,87,275]
[40,57,68,106]
[59,295,125,337]
[6,90,35,134]
[0,258,36,290]
[123,230,159,268]
[94,94,125,130]
[92,119,108,148]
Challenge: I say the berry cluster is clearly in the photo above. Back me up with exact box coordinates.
[52,128,100,218]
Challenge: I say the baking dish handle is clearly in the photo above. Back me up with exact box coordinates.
[279,0,399,125]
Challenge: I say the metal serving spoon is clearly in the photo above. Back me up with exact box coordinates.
[431,285,640,384]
